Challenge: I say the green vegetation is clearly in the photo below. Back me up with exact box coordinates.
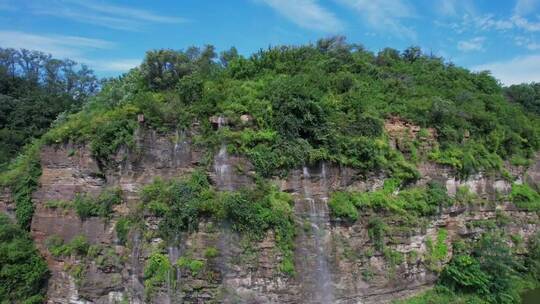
[0,141,42,230]
[0,48,98,169]
[0,213,49,303]
[329,180,451,224]
[143,252,173,298]
[510,183,540,211]
[45,235,89,257]
[30,38,538,181]
[1,40,540,303]
[368,217,387,251]
[204,247,219,259]
[400,231,540,304]
[141,171,217,239]
[425,229,448,272]
[328,191,358,222]
[73,188,123,220]
[44,199,72,210]
[177,256,205,276]
[115,217,131,245]
[504,82,540,115]
[141,171,296,275]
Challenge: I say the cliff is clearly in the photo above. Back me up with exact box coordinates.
[11,126,537,304]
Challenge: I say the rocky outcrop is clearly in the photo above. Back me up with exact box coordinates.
[27,128,539,304]
[0,187,14,220]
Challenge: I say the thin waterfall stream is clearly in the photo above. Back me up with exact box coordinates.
[130,231,144,304]
[213,116,233,190]
[295,164,334,303]
[165,240,181,304]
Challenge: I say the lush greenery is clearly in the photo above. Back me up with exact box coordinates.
[45,234,89,258]
[510,183,540,211]
[328,179,451,221]
[35,38,539,181]
[504,82,540,115]
[1,41,539,303]
[399,231,540,304]
[425,229,449,272]
[0,141,42,230]
[73,188,123,220]
[328,191,359,222]
[140,171,296,274]
[143,252,173,298]
[0,214,49,303]
[0,48,98,169]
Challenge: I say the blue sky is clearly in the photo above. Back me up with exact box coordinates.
[1,0,539,85]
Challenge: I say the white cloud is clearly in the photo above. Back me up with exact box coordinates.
[30,0,187,31]
[260,0,343,32]
[457,37,485,52]
[515,36,540,50]
[70,1,184,24]
[472,54,540,85]
[336,0,416,39]
[85,58,141,73]
[512,15,540,32]
[436,0,475,17]
[0,30,113,58]
[515,0,539,16]
[474,14,514,31]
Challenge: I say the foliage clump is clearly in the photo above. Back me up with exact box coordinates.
[510,183,540,211]
[0,48,98,168]
[0,141,42,230]
[74,188,123,220]
[143,252,172,298]
[0,214,49,303]
[36,38,539,179]
[45,234,89,257]
[329,180,451,223]
[141,171,296,275]
[328,191,358,222]
[177,256,205,276]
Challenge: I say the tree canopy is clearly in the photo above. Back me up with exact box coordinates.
[0,48,98,168]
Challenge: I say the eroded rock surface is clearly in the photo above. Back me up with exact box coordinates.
[28,129,539,304]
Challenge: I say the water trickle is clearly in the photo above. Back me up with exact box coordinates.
[320,162,329,204]
[173,129,190,167]
[296,165,334,303]
[213,116,233,190]
[130,231,144,304]
[165,241,181,304]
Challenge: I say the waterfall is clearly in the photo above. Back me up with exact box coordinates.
[130,231,144,304]
[296,165,334,303]
[213,116,233,190]
[173,129,190,167]
[165,241,181,303]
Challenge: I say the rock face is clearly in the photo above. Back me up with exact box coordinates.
[28,129,539,304]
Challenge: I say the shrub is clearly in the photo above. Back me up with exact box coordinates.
[0,214,49,302]
[115,217,131,245]
[177,256,205,276]
[510,183,540,211]
[45,234,89,257]
[368,217,387,251]
[328,191,358,222]
[142,172,214,241]
[144,252,172,298]
[74,188,123,220]
[440,232,525,303]
[0,141,42,230]
[425,229,449,272]
[204,247,219,259]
